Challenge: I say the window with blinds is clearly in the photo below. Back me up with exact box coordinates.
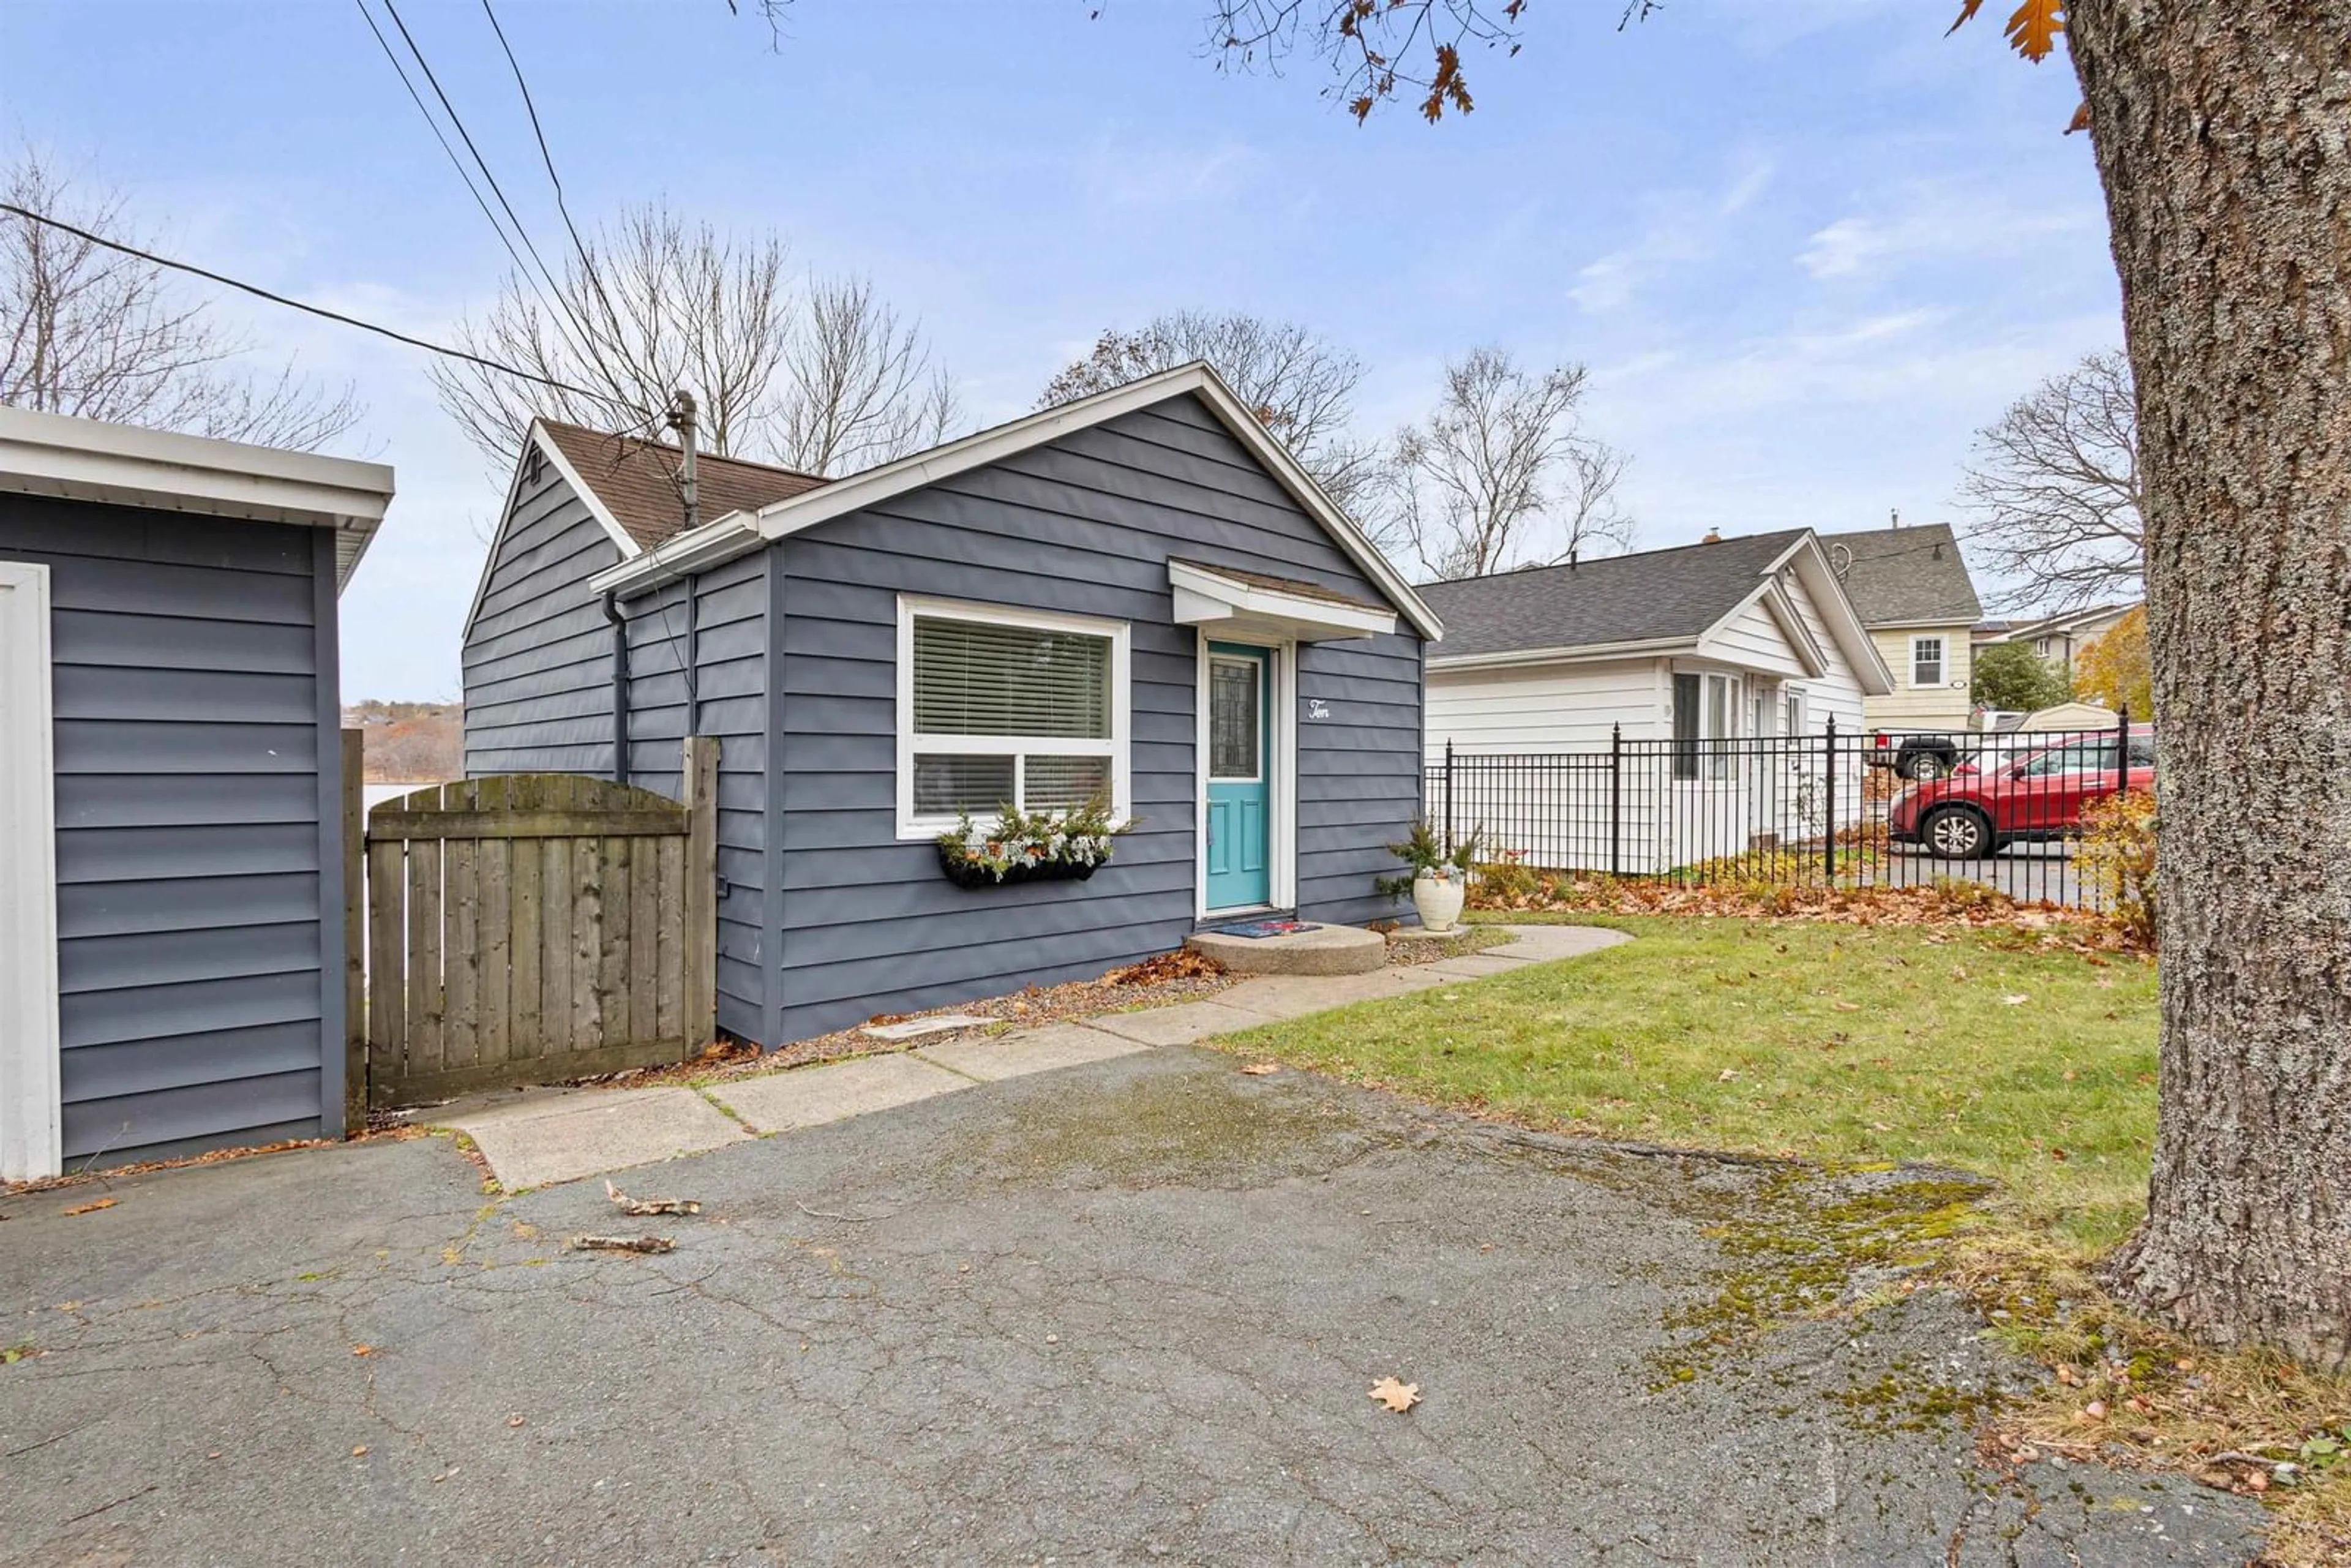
[896,601,1128,833]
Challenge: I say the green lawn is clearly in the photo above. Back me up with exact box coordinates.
[1225,917,2157,1249]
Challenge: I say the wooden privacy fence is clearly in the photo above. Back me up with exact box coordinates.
[350,738,717,1111]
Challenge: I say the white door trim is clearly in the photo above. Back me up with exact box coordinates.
[0,561,61,1182]
[1194,632,1300,921]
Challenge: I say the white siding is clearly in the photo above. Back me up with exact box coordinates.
[1696,596,1808,680]
[1423,656,1663,760]
[1785,574,1869,738]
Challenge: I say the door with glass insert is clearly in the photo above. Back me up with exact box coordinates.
[1204,643,1271,910]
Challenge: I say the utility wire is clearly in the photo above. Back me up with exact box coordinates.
[478,0,628,350]
[376,0,602,361]
[0,201,614,404]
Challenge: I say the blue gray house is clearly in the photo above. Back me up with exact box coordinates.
[0,408,394,1179]
[462,363,1442,1046]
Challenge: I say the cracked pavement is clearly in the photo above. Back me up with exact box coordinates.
[1,1047,2266,1566]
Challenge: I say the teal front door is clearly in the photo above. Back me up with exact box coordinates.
[1205,643,1273,911]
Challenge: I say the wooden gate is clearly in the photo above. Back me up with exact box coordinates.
[353,739,717,1109]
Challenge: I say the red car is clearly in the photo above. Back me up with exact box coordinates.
[1888,727,2155,859]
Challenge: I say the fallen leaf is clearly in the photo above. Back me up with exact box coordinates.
[2050,1147,2068,1163]
[1238,1062,1281,1076]
[2001,994,2031,1006]
[1716,1068,1740,1082]
[351,1344,376,1357]
[2084,1399,2108,1419]
[2247,1469,2270,1493]
[1831,1000,1862,1013]
[1368,1375,1420,1413]
[2055,1365,2079,1386]
[351,1445,369,1458]
[62,1198,116,1217]
[506,1414,526,1428]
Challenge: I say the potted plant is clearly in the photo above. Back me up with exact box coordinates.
[934,795,1130,888]
[1377,819,1481,934]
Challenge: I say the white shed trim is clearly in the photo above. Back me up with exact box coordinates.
[0,560,61,1182]
[0,406,394,591]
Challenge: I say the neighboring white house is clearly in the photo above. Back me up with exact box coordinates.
[1815,522,1985,734]
[1418,528,1893,872]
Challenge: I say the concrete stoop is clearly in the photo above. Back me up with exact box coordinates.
[1184,921,1387,976]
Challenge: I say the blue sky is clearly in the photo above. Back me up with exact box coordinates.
[2,0,2121,699]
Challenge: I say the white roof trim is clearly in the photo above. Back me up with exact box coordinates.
[1169,558,1397,641]
[1760,582,1831,678]
[585,509,761,597]
[527,421,645,561]
[1778,536,1896,694]
[588,363,1443,641]
[1428,634,1698,672]
[0,404,394,591]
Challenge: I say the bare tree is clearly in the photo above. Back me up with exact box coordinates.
[1,148,361,449]
[432,199,958,477]
[1959,350,2143,612]
[1037,310,1379,511]
[1384,347,1633,580]
[773,277,960,475]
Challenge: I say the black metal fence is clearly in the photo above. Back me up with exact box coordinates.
[1426,712,2146,912]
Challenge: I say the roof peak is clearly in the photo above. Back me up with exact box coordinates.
[532,418,826,484]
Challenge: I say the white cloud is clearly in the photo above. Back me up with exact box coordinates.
[1569,151,1776,314]
[1797,179,2101,282]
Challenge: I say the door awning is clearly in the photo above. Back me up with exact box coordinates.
[1168,559,1397,642]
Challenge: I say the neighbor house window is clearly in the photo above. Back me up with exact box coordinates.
[896,597,1130,837]
[1670,671,1741,781]
[1911,636,1946,688]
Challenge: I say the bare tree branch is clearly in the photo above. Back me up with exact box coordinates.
[1037,310,1374,509]
[0,146,362,451]
[1958,348,2143,613]
[431,198,958,477]
[1384,345,1633,580]
[1204,0,1527,122]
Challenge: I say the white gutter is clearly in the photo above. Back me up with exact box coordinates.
[587,509,762,598]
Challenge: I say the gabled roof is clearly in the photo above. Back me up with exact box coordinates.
[587,362,1443,641]
[536,421,825,552]
[0,404,394,591]
[1419,528,1893,693]
[1418,530,1812,661]
[2006,601,2140,640]
[1815,523,1982,628]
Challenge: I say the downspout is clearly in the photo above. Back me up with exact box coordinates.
[602,590,629,786]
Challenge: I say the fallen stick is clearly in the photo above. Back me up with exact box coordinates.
[569,1234,675,1255]
[604,1180,700,1217]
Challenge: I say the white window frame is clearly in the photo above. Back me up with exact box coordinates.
[894,595,1132,840]
[1911,634,1946,688]
[0,561,61,1182]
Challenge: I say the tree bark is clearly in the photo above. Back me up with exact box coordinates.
[2068,4,2351,1370]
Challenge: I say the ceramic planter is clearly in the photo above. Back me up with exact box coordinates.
[1412,871,1466,933]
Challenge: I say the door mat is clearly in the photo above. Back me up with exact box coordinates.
[1215,919,1321,939]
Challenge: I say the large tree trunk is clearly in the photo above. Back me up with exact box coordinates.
[2068,4,2351,1370]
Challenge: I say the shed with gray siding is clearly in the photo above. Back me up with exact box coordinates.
[460,363,1440,1048]
[0,408,394,1180]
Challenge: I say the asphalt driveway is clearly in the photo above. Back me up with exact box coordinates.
[1,1047,2260,1566]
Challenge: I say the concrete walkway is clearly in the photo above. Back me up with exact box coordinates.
[441,923,1627,1190]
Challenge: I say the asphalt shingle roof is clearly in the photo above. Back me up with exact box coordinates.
[1416,530,1811,660]
[1813,523,1982,628]
[539,421,827,550]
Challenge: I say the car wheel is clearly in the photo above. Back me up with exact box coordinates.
[1902,751,1951,782]
[1921,805,1990,860]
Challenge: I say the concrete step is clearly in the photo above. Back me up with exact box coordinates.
[1185,921,1387,976]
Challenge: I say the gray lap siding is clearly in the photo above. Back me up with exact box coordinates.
[1,495,339,1164]
[462,468,625,779]
[764,393,1423,1041]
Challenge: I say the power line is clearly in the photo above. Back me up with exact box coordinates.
[0,201,612,403]
[375,0,599,358]
[477,0,632,372]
